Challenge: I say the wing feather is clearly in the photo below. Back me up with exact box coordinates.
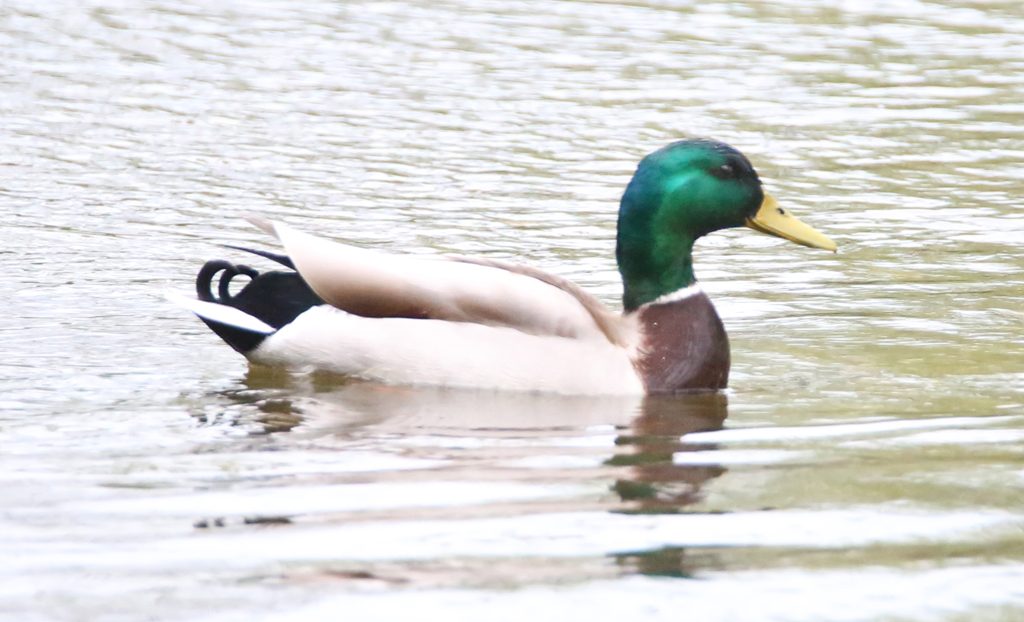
[252,218,626,344]
[449,255,629,346]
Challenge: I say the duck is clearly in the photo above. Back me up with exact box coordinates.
[172,139,836,395]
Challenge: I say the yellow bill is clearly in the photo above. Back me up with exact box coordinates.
[746,193,837,252]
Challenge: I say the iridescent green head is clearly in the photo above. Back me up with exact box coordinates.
[616,139,835,311]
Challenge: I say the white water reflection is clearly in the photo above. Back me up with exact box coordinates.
[251,566,1024,622]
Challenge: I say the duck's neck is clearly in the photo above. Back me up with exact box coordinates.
[615,162,704,312]
[623,240,696,312]
[617,231,697,313]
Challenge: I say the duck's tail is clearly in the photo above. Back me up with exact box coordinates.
[169,253,324,355]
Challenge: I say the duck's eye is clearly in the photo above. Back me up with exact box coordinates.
[710,163,736,179]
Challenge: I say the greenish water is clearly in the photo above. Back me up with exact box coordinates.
[2,1,1023,620]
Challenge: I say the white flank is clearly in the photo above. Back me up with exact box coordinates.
[650,283,703,306]
[165,292,275,334]
[250,306,645,395]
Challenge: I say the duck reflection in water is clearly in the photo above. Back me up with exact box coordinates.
[217,367,725,450]
[609,392,727,513]
[203,370,729,578]
[608,392,728,579]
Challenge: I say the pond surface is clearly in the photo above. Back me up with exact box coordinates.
[3,0,1024,620]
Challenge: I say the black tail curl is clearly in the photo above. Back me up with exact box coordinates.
[196,260,259,303]
[194,256,324,354]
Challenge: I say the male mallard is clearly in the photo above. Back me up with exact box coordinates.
[173,139,836,394]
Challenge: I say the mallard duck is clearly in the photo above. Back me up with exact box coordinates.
[173,139,835,394]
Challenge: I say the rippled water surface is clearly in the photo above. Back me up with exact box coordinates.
[3,1,1024,620]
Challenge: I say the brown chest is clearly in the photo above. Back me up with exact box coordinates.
[634,292,730,393]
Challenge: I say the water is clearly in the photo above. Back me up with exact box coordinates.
[3,0,1023,620]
